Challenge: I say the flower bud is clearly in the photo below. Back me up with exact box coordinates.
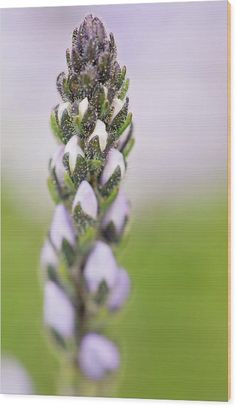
[78,333,120,380]
[88,119,108,152]
[83,241,118,293]
[101,148,125,185]
[41,239,58,269]
[1,357,34,395]
[50,145,66,187]
[108,268,131,311]
[102,188,130,235]
[72,180,98,219]
[57,102,70,123]
[50,204,76,250]
[44,281,75,338]
[64,135,84,173]
[79,97,89,119]
[110,97,125,122]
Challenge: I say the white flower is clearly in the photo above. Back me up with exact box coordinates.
[41,239,58,269]
[101,148,125,185]
[79,97,89,119]
[102,188,130,235]
[108,268,131,311]
[64,135,84,173]
[72,180,98,219]
[44,281,75,338]
[78,333,120,380]
[57,102,70,123]
[110,97,125,122]
[50,145,66,187]
[50,204,76,250]
[83,241,118,293]
[88,120,108,152]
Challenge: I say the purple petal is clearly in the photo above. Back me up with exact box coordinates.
[50,204,76,250]
[83,241,118,293]
[41,239,58,269]
[44,281,75,338]
[101,148,125,186]
[102,188,130,235]
[108,268,131,311]
[72,180,98,219]
[51,145,66,187]
[78,333,120,380]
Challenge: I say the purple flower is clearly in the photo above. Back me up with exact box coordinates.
[108,268,131,311]
[72,180,98,219]
[51,145,66,187]
[78,333,120,380]
[44,281,75,338]
[101,148,125,186]
[41,239,58,269]
[50,204,76,250]
[102,188,130,235]
[83,241,118,293]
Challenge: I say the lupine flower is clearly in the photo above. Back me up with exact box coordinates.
[64,135,84,173]
[88,120,108,152]
[72,180,98,219]
[101,148,126,185]
[102,187,130,236]
[50,204,76,250]
[42,15,134,391]
[78,333,120,380]
[50,145,66,187]
[108,267,131,311]
[44,280,75,338]
[83,241,118,293]
[41,239,58,269]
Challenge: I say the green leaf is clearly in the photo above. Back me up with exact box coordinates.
[118,78,129,101]
[50,110,64,143]
[100,166,121,199]
[47,176,60,204]
[123,137,135,158]
[117,112,132,137]
[62,239,76,267]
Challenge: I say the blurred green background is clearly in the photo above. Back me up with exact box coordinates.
[2,187,228,401]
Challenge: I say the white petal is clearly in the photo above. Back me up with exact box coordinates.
[57,102,70,123]
[108,268,131,311]
[88,120,108,152]
[102,188,130,234]
[72,180,98,219]
[64,135,84,173]
[84,241,118,293]
[79,97,88,119]
[44,281,75,338]
[78,333,120,380]
[50,204,76,250]
[101,148,125,186]
[110,97,125,121]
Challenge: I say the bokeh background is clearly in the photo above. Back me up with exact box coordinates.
[1,1,229,401]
